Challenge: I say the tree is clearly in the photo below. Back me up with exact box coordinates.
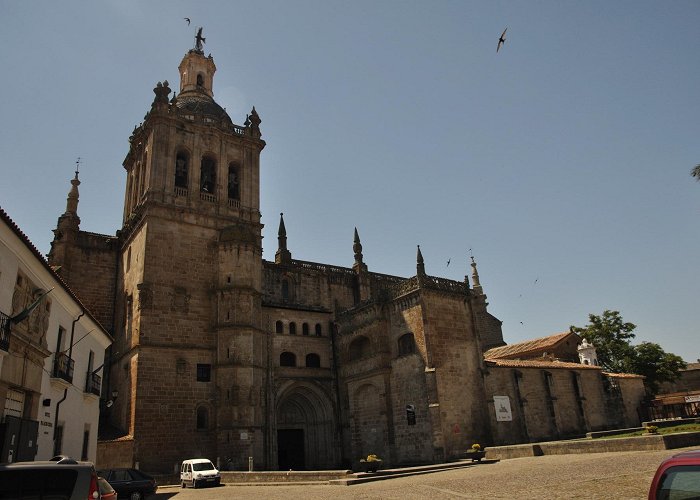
[570,310,636,373]
[625,342,687,395]
[570,310,687,395]
[692,164,700,181]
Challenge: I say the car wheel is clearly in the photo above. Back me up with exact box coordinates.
[130,492,143,500]
[192,479,197,489]
[181,481,186,488]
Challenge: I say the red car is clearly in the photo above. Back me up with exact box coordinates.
[648,449,700,500]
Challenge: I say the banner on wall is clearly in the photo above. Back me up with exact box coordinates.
[493,396,513,422]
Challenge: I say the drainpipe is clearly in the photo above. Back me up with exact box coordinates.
[52,388,68,452]
[53,309,85,452]
[68,309,85,362]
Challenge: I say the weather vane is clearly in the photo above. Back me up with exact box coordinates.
[195,27,206,52]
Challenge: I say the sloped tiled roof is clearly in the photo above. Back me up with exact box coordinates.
[485,359,601,370]
[603,372,645,379]
[484,331,577,360]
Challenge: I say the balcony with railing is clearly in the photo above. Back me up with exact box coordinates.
[85,372,101,397]
[0,311,10,353]
[52,352,74,384]
[200,191,216,203]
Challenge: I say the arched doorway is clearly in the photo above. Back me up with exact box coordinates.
[275,382,336,470]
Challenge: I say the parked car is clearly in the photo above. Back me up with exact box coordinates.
[648,449,700,499]
[96,468,157,500]
[180,458,221,488]
[0,459,100,500]
[98,477,117,500]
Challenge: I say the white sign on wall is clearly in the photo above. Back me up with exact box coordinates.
[493,396,513,422]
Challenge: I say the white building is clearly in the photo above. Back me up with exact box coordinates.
[0,206,112,462]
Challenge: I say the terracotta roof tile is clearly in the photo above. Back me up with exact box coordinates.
[603,372,645,379]
[484,331,577,360]
[485,359,601,370]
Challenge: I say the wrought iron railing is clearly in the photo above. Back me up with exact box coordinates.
[85,372,101,396]
[0,311,10,352]
[52,352,74,383]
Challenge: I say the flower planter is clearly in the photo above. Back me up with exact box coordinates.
[466,450,486,462]
[359,460,383,473]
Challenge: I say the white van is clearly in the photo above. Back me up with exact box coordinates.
[180,458,221,488]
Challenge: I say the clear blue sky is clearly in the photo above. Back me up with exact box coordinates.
[1,1,698,362]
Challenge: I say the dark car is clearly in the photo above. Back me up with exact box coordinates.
[0,459,100,500]
[96,468,157,500]
[648,449,700,500]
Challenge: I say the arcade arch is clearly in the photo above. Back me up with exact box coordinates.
[275,381,337,470]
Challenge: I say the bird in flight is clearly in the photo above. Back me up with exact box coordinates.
[446,259,451,267]
[497,28,507,52]
[184,17,191,26]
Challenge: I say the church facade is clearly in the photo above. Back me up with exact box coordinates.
[47,39,645,474]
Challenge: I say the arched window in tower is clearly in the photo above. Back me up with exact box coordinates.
[227,163,240,200]
[302,323,309,336]
[196,73,204,87]
[275,321,284,334]
[281,279,289,301]
[200,155,216,194]
[175,151,189,190]
[349,336,370,361]
[315,323,322,336]
[280,352,296,367]
[125,295,133,345]
[289,322,297,335]
[306,353,321,368]
[140,152,148,197]
[196,405,209,430]
[135,160,144,202]
[398,333,416,356]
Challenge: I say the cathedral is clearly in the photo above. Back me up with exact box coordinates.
[47,35,645,474]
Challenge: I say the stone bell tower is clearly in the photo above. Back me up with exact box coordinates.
[111,29,267,473]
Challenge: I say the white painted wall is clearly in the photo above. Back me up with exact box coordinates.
[36,310,111,461]
[0,214,112,462]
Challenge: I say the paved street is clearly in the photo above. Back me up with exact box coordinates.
[152,446,694,499]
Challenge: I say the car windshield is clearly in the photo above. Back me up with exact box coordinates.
[192,462,215,471]
[658,465,700,499]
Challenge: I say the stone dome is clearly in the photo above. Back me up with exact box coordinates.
[175,93,233,124]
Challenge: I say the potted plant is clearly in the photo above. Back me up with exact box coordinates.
[466,443,486,462]
[359,454,383,473]
[645,425,659,434]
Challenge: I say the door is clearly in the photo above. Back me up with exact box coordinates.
[277,429,305,470]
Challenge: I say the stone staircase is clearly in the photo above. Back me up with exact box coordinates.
[218,459,496,486]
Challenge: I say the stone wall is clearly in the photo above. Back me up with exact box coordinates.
[96,438,134,469]
[484,364,638,445]
[659,364,700,394]
[419,289,490,460]
[61,232,118,332]
[613,375,646,428]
